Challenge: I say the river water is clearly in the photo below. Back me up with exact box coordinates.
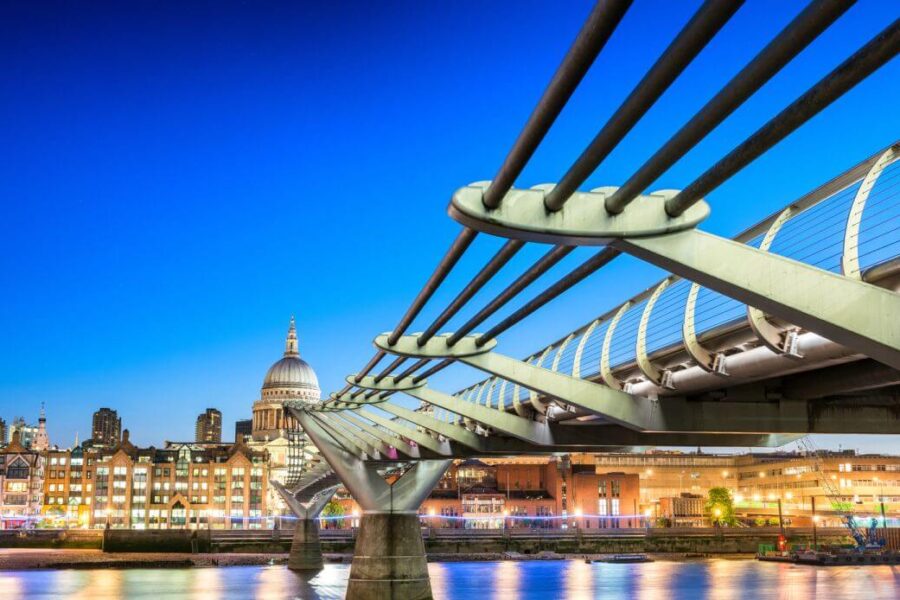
[1,559,898,599]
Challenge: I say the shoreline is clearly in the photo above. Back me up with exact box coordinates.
[0,549,757,571]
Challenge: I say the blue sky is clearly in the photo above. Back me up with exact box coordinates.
[0,1,897,452]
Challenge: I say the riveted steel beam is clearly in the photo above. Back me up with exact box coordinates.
[616,229,900,369]
[451,184,709,244]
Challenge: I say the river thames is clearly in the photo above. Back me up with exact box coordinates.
[1,559,897,599]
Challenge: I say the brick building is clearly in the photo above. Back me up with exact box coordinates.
[41,431,269,529]
[335,456,642,530]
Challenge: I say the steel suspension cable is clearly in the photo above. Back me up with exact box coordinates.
[482,0,633,209]
[335,1,634,392]
[543,0,743,211]
[417,239,525,346]
[476,248,621,346]
[446,245,575,346]
[604,0,854,214]
[666,18,900,217]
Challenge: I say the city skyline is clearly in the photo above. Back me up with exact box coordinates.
[1,1,898,450]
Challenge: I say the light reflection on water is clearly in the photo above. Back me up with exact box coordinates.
[1,560,898,599]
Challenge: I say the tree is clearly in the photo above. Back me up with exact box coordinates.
[705,487,737,526]
[321,500,345,528]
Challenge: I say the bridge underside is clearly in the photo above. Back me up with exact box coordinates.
[273,4,900,597]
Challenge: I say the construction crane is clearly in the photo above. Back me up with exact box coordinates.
[797,437,884,551]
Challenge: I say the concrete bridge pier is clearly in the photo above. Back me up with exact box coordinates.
[273,481,337,571]
[295,409,451,599]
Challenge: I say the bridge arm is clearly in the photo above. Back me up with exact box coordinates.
[294,409,393,511]
[376,401,488,451]
[326,412,399,459]
[352,409,453,456]
[335,410,421,459]
[308,412,373,459]
[400,386,554,445]
[614,229,900,369]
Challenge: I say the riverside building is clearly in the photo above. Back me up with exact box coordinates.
[0,432,45,529]
[41,432,269,529]
[587,450,900,526]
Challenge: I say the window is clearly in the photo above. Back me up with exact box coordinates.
[611,499,620,516]
[598,499,608,516]
[611,480,621,498]
[7,458,29,479]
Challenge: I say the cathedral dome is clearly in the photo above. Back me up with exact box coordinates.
[261,317,320,395]
[263,356,320,391]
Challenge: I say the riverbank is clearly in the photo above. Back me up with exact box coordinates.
[0,549,291,570]
[0,549,760,571]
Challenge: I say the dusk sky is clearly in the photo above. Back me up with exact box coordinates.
[1,1,897,453]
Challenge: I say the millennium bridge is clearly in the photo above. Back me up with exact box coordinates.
[272,2,900,598]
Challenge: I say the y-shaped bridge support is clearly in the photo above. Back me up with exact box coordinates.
[273,480,338,571]
[295,408,450,600]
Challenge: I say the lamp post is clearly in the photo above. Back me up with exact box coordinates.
[875,477,887,528]
[811,497,818,550]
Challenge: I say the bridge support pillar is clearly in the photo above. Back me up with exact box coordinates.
[348,512,432,600]
[272,480,337,572]
[294,408,451,599]
[288,517,325,571]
